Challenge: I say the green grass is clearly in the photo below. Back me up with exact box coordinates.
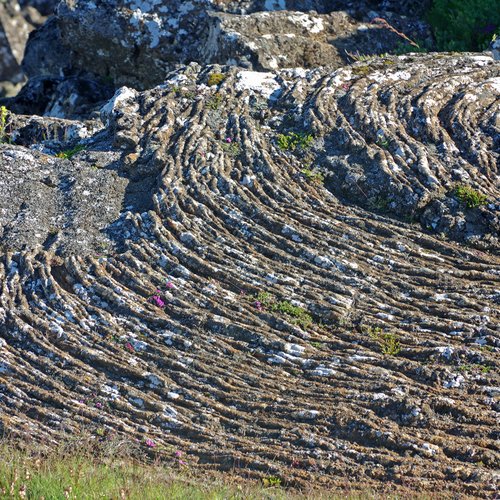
[55,144,85,160]
[427,0,500,51]
[0,439,472,499]
[364,326,401,356]
[454,184,487,208]
[277,132,313,152]
[301,168,324,186]
[0,442,286,500]
[254,292,313,330]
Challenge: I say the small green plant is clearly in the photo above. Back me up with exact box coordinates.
[427,0,500,51]
[301,168,324,186]
[277,132,314,152]
[455,184,487,208]
[262,476,282,488]
[256,291,273,306]
[171,86,197,100]
[376,137,390,149]
[0,105,11,143]
[221,140,241,157]
[310,341,323,348]
[370,195,390,212]
[253,292,313,329]
[207,92,223,110]
[270,300,313,329]
[364,326,401,356]
[55,144,85,160]
[207,72,226,87]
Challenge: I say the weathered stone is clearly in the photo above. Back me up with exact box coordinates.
[0,0,54,95]
[22,0,431,89]
[0,5,499,497]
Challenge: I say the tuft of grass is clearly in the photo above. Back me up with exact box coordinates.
[252,292,313,330]
[455,184,487,208]
[221,141,241,157]
[277,132,313,152]
[301,168,324,186]
[55,144,85,160]
[207,92,223,110]
[364,326,401,356]
[207,72,226,87]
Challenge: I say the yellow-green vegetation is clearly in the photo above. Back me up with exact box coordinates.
[364,326,401,356]
[0,106,11,144]
[455,184,487,208]
[207,72,226,86]
[262,476,282,487]
[55,144,85,160]
[277,132,314,152]
[301,168,324,186]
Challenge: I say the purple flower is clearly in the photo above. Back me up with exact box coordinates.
[145,438,156,448]
[225,137,232,143]
[174,450,182,457]
[165,281,174,289]
[149,295,165,308]
[254,301,263,311]
[95,402,102,409]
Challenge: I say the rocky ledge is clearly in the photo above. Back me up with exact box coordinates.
[0,0,499,497]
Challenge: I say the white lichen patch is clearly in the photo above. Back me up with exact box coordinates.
[235,71,281,98]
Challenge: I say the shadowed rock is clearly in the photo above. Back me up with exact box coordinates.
[22,0,431,89]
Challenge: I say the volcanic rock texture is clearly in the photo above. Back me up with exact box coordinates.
[0,7,499,499]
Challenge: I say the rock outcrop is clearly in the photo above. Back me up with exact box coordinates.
[0,0,52,96]
[22,0,431,89]
[1,48,499,495]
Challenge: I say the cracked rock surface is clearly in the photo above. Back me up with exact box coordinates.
[0,52,499,496]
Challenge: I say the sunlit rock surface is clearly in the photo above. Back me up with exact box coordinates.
[1,52,499,494]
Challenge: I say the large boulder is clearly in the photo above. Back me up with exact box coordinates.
[22,0,431,90]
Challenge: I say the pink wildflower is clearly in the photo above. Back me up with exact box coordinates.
[174,450,182,457]
[165,281,174,289]
[95,402,102,409]
[149,294,165,308]
[225,137,232,143]
[254,301,263,311]
[145,438,156,448]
